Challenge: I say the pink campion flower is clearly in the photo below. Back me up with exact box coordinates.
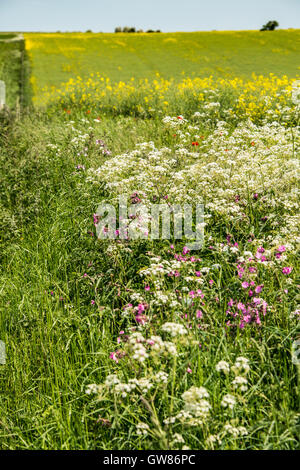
[195,271,201,277]
[253,193,259,200]
[262,300,268,316]
[187,367,192,373]
[170,244,174,250]
[275,253,281,259]
[196,310,203,318]
[93,213,99,226]
[91,300,95,305]
[135,314,148,325]
[189,290,196,298]
[237,302,246,312]
[282,267,292,275]
[137,303,146,314]
[123,303,133,310]
[182,246,190,255]
[255,285,263,294]
[197,289,204,298]
[237,265,245,278]
[109,352,118,363]
[145,285,150,291]
[209,280,214,286]
[130,193,142,204]
[277,245,286,253]
[168,270,178,277]
[249,290,253,297]
[255,247,265,259]
[242,281,249,289]
[249,266,256,273]
[228,299,234,307]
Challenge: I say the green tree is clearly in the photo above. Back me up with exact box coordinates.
[260,20,279,31]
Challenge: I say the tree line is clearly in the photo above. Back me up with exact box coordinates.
[114,27,161,33]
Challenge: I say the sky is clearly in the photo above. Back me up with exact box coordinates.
[0,0,299,32]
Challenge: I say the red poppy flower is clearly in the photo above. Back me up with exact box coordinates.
[192,141,199,146]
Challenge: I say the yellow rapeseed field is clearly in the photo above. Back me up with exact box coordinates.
[36,72,298,123]
[25,30,300,110]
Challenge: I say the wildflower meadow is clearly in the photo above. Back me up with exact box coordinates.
[0,29,299,451]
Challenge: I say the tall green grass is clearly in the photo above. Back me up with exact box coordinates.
[0,108,299,449]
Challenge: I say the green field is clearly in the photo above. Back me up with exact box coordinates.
[25,30,300,103]
[0,30,299,450]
